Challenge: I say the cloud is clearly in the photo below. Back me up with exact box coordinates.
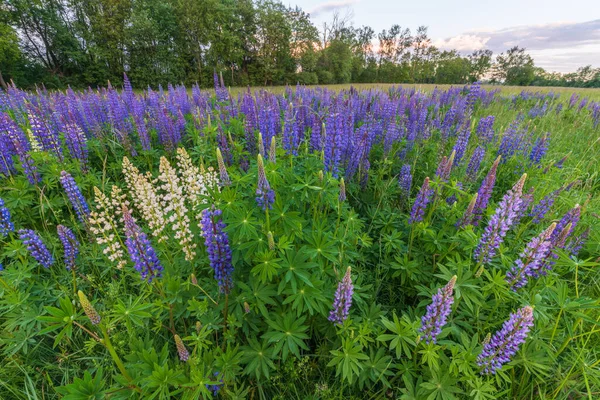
[309,0,358,17]
[435,20,600,72]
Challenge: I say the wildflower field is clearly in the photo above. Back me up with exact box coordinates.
[0,78,599,400]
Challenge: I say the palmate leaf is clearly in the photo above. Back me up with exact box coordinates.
[55,368,106,399]
[305,231,339,263]
[270,200,305,238]
[420,370,463,400]
[358,347,395,389]
[112,297,153,328]
[262,313,309,361]
[240,338,276,380]
[377,312,418,359]
[225,208,259,241]
[277,247,317,294]
[251,250,282,283]
[327,338,369,384]
[37,296,79,348]
[237,280,277,319]
[282,281,328,316]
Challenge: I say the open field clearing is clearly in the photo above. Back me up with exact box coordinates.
[0,80,599,399]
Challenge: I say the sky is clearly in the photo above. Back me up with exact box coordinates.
[290,0,600,73]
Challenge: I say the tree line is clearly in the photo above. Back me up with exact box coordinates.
[1,0,599,89]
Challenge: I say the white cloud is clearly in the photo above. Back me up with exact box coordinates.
[435,19,600,72]
[309,0,359,17]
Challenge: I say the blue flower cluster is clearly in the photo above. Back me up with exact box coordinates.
[199,208,234,294]
[19,229,54,268]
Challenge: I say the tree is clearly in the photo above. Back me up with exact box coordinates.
[468,49,493,82]
[0,23,21,89]
[493,46,535,85]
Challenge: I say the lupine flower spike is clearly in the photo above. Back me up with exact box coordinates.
[410,177,433,224]
[269,136,277,163]
[267,231,275,250]
[157,156,196,261]
[473,155,501,225]
[258,132,265,157]
[122,205,164,281]
[477,306,534,374]
[19,229,54,268]
[78,290,101,325]
[60,171,90,224]
[506,223,556,290]
[57,225,80,270]
[0,198,15,237]
[339,178,346,202]
[216,148,231,186]
[256,154,275,210]
[474,173,527,267]
[328,266,353,324]
[174,334,189,362]
[457,193,478,228]
[199,208,234,293]
[419,275,457,344]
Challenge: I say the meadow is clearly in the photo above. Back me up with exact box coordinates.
[0,78,599,399]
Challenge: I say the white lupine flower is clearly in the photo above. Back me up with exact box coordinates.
[176,147,219,209]
[122,156,167,242]
[89,186,127,269]
[158,156,196,261]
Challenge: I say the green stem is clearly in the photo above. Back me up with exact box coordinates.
[100,325,135,384]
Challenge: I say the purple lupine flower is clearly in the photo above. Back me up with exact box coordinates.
[409,177,433,224]
[555,103,563,114]
[474,174,527,264]
[339,178,346,202]
[60,171,90,223]
[477,306,534,375]
[57,225,79,270]
[565,227,590,257]
[328,267,353,324]
[28,107,63,161]
[199,207,233,294]
[472,156,501,225]
[256,155,275,210]
[399,164,412,198]
[530,189,561,223]
[205,372,223,396]
[63,123,88,171]
[122,205,163,281]
[19,229,54,268]
[516,187,534,222]
[498,116,525,162]
[452,122,471,165]
[0,133,16,177]
[477,115,496,144]
[529,133,549,165]
[419,275,457,344]
[1,113,39,184]
[282,103,301,155]
[456,193,478,228]
[435,151,455,182]
[506,223,556,290]
[551,205,580,245]
[446,182,462,206]
[466,82,480,114]
[0,198,15,237]
[466,146,485,181]
[174,334,189,362]
[568,93,579,108]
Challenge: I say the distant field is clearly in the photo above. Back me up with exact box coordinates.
[217,83,600,99]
